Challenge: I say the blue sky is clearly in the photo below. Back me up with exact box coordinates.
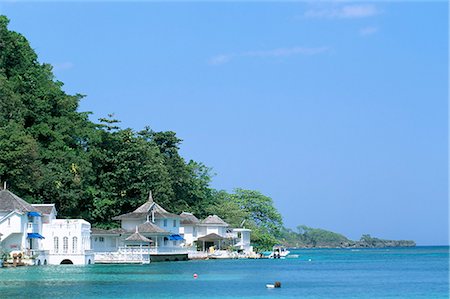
[1,2,447,245]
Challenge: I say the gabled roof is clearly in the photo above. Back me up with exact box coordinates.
[136,221,169,234]
[125,230,153,243]
[200,215,229,226]
[112,191,179,220]
[31,204,57,216]
[0,190,38,213]
[197,233,225,241]
[180,212,200,225]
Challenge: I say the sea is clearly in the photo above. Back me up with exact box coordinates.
[0,246,448,298]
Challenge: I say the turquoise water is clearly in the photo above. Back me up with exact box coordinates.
[0,246,448,298]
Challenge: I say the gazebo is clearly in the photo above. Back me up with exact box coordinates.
[124,227,154,262]
[197,233,224,252]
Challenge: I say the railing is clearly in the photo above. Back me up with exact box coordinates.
[95,252,149,263]
[118,246,189,254]
[25,249,49,258]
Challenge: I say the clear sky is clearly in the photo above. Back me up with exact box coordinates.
[1,1,447,245]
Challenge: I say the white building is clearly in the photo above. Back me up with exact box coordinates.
[91,192,188,263]
[178,212,200,246]
[0,189,94,265]
[179,213,254,254]
[231,228,252,253]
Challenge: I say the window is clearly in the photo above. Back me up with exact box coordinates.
[63,237,68,253]
[193,226,197,237]
[99,237,104,242]
[163,237,168,246]
[173,220,177,227]
[72,237,78,253]
[173,241,177,246]
[54,237,59,253]
[163,219,167,227]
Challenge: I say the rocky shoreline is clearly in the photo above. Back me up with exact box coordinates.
[290,240,416,249]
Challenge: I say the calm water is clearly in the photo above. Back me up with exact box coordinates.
[0,246,448,298]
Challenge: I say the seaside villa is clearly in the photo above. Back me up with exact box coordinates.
[179,213,253,255]
[92,192,188,263]
[92,192,254,263]
[0,189,94,265]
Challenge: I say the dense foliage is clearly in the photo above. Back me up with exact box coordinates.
[207,189,283,251]
[280,225,351,248]
[0,16,282,249]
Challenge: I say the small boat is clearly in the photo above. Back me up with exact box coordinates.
[266,282,281,288]
[269,245,290,259]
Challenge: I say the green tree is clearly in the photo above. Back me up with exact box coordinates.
[208,189,283,251]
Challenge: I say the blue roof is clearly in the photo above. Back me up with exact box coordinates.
[27,233,45,239]
[169,234,184,241]
[28,211,41,217]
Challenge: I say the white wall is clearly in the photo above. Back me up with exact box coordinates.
[41,220,91,254]
[0,213,28,251]
[92,235,119,252]
[180,225,197,246]
[204,226,226,237]
[154,218,180,234]
[121,219,144,231]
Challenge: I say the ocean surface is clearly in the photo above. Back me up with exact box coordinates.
[0,246,448,298]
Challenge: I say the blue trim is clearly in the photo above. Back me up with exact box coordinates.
[27,233,45,239]
[28,212,41,217]
[169,234,184,241]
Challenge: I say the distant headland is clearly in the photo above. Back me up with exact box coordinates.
[280,226,416,249]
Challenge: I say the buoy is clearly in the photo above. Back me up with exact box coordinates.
[308,258,312,262]
[193,273,198,279]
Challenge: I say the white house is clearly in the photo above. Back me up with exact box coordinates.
[91,192,188,263]
[178,212,200,246]
[179,213,254,254]
[0,189,94,265]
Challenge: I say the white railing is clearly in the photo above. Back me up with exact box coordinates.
[95,252,149,263]
[118,246,188,254]
[25,249,49,258]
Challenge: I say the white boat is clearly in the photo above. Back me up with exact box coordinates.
[269,245,290,259]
